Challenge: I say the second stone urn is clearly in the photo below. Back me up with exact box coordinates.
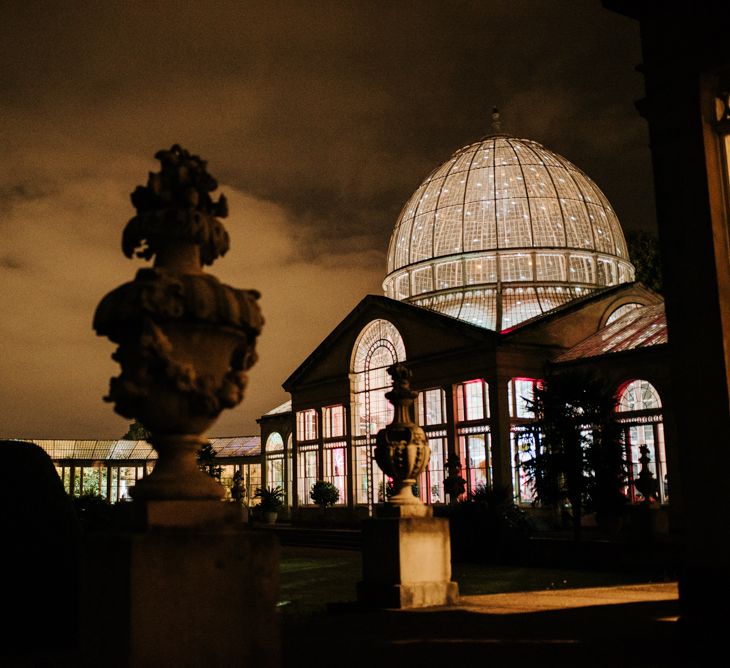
[94,145,263,502]
[374,364,431,514]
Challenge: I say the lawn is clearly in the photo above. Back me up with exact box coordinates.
[278,546,668,616]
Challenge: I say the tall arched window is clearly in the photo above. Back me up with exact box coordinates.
[265,432,286,503]
[351,319,406,507]
[616,379,667,503]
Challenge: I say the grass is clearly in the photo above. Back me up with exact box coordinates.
[278,546,670,616]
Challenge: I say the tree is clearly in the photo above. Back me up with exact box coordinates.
[197,441,222,481]
[122,420,150,440]
[625,230,663,293]
[521,371,628,538]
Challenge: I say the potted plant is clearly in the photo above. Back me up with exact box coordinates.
[309,480,340,512]
[254,486,284,524]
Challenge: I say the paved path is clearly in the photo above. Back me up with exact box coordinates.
[283,582,687,667]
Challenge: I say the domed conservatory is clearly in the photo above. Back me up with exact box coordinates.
[383,134,635,330]
[28,126,674,528]
[257,124,675,526]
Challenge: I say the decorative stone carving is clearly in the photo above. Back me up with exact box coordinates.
[634,443,659,503]
[374,364,430,510]
[94,145,263,501]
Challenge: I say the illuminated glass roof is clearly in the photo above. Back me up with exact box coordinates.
[262,400,292,416]
[383,134,635,331]
[556,303,667,362]
[13,437,261,462]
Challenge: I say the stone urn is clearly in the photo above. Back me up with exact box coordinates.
[94,145,263,501]
[374,364,430,512]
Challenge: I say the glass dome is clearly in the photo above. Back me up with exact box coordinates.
[383,134,635,331]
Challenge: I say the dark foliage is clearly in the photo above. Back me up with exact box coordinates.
[122,419,150,440]
[310,480,340,509]
[197,441,222,481]
[626,230,663,293]
[255,486,285,513]
[445,484,531,563]
[520,371,628,538]
[1,441,81,654]
[72,493,113,531]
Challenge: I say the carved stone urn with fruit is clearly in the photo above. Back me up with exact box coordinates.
[94,145,263,501]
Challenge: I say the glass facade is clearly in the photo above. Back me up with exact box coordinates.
[39,437,262,504]
[383,135,635,331]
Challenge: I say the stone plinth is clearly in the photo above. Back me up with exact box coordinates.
[81,527,279,668]
[136,499,244,528]
[357,516,458,609]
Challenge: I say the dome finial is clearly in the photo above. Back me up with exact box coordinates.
[491,107,502,133]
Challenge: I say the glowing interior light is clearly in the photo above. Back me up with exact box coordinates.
[384,135,634,330]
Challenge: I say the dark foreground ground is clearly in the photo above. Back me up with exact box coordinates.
[279,547,692,668]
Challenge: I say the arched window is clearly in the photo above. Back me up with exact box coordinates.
[605,302,643,326]
[265,432,284,452]
[616,380,667,503]
[265,432,286,504]
[351,319,406,507]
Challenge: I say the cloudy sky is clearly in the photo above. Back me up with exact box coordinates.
[0,0,654,438]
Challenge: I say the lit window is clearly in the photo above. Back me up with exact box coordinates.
[456,379,488,422]
[418,388,446,426]
[323,405,346,438]
[508,377,540,418]
[265,432,284,452]
[616,380,666,503]
[296,409,317,442]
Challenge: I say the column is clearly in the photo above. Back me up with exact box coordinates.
[316,406,324,481]
[442,384,457,462]
[488,376,513,497]
[291,414,299,510]
[345,401,354,511]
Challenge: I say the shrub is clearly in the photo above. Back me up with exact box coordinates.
[310,481,340,509]
[72,493,113,531]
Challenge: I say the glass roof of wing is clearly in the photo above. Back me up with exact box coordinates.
[555,303,667,362]
[9,437,262,462]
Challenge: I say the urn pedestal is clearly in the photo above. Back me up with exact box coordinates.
[357,364,458,609]
[82,528,279,668]
[88,146,278,666]
[357,511,458,609]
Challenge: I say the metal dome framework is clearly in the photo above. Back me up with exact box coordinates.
[383,135,635,330]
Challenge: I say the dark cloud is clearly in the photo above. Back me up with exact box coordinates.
[0,0,655,437]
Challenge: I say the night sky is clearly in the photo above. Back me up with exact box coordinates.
[0,0,654,438]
